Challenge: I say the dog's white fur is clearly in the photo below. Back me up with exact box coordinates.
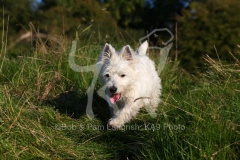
[97,41,161,128]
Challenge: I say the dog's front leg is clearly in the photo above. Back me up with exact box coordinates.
[108,100,141,128]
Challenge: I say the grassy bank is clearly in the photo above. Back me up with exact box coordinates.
[0,36,239,159]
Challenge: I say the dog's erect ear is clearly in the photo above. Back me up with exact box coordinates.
[137,40,148,55]
[103,43,112,59]
[121,45,133,61]
[98,43,114,63]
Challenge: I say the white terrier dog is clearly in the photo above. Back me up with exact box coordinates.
[97,41,161,128]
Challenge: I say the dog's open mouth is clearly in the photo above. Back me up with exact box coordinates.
[110,93,121,104]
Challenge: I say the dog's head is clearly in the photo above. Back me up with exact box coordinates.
[97,41,148,104]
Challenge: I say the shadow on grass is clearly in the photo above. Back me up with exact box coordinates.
[43,90,110,122]
[42,90,175,159]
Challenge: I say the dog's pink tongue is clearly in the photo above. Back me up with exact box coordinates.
[110,94,121,104]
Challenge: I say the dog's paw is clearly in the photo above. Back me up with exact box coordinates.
[108,118,123,129]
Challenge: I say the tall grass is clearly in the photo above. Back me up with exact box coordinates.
[0,26,239,159]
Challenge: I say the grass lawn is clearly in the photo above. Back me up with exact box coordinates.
[0,35,239,159]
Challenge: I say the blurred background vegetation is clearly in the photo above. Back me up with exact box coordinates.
[0,0,240,72]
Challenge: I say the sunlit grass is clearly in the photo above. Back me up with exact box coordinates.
[0,32,239,159]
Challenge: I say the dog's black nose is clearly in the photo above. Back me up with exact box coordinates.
[110,86,117,93]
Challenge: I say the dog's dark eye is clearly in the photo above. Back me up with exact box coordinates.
[105,74,110,77]
[121,74,126,77]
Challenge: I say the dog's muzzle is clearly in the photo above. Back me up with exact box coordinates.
[109,86,117,93]
[109,86,121,104]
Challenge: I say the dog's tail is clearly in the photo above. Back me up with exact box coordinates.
[137,40,148,55]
